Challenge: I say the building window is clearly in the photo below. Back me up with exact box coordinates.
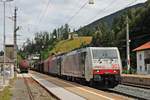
[139,54,142,60]
[145,66,147,71]
[140,66,142,71]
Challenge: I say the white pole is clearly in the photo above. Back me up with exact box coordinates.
[126,16,130,71]
[3,1,6,85]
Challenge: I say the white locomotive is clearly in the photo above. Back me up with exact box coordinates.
[36,47,122,87]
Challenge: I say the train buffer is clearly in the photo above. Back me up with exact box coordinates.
[31,74,86,100]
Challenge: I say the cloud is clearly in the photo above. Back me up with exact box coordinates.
[0,0,147,50]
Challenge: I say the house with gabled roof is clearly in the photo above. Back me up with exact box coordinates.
[133,41,150,74]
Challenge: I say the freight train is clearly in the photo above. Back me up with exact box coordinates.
[33,47,122,87]
[19,60,29,73]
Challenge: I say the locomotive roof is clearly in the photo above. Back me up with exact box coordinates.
[64,47,118,56]
[44,47,119,61]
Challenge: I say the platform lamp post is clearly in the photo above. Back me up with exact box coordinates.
[0,0,13,85]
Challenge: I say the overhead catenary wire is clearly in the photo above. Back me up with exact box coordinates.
[83,0,138,26]
[13,7,36,38]
[48,0,89,33]
[89,0,115,22]
[126,0,138,8]
[36,0,52,26]
[69,0,115,30]
[66,0,89,24]
[8,2,14,17]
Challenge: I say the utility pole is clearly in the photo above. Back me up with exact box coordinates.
[3,1,6,85]
[126,16,130,71]
[0,0,13,86]
[14,7,19,69]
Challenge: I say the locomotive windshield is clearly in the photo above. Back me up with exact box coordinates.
[92,49,118,59]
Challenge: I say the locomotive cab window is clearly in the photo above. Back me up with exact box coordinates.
[92,49,118,59]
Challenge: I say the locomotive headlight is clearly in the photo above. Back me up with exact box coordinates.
[96,70,99,72]
[113,70,117,73]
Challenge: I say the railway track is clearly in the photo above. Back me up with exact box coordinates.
[105,84,150,100]
[82,82,150,100]
[75,77,150,100]
[121,82,150,89]
[54,75,150,100]
[94,82,150,100]
[99,88,147,100]
[22,74,35,100]
[31,71,134,100]
[21,74,57,100]
[31,71,150,100]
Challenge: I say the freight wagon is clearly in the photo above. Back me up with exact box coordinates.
[19,60,29,73]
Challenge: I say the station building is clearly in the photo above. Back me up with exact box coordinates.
[0,44,15,79]
[134,41,150,74]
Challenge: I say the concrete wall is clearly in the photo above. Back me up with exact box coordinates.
[137,51,146,74]
[145,50,150,74]
[5,45,14,60]
[147,64,150,74]
[144,50,150,59]
[137,50,150,74]
[122,74,150,86]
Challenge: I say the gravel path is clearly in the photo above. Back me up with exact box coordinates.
[11,78,31,100]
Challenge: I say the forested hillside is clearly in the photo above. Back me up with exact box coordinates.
[76,0,150,70]
[76,3,145,36]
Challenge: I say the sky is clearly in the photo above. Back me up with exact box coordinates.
[0,0,147,50]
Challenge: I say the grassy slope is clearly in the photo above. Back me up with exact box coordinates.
[0,86,11,100]
[49,36,92,56]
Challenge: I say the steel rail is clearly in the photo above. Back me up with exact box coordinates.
[22,74,34,100]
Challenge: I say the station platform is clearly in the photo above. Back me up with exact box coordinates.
[31,74,86,100]
[122,74,150,78]
[121,74,150,86]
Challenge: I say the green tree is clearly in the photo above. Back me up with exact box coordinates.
[92,22,112,47]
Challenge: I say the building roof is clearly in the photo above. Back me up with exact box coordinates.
[133,41,150,51]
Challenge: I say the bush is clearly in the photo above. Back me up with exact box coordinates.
[122,66,136,74]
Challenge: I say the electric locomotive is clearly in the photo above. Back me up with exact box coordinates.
[35,47,122,87]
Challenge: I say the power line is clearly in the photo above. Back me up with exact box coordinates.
[31,0,52,33]
[8,2,13,16]
[84,0,138,25]
[37,0,51,25]
[84,0,116,25]
[126,0,138,8]
[45,0,89,33]
[66,0,88,24]
[92,0,115,21]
